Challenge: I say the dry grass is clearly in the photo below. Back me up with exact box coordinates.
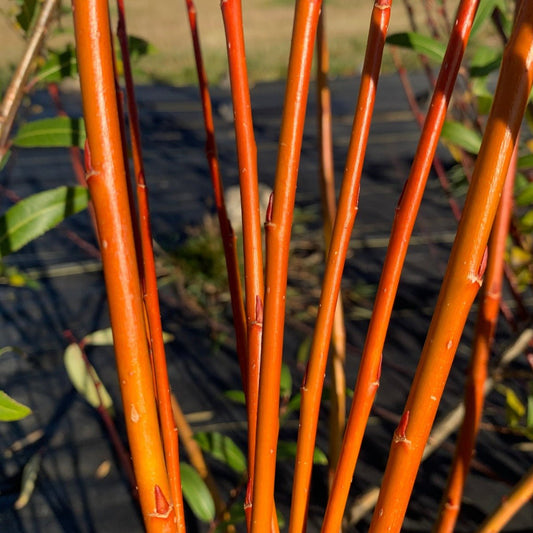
[0,0,439,86]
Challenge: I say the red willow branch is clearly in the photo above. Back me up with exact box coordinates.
[289,3,392,533]
[434,146,517,533]
[251,0,323,530]
[115,1,185,526]
[72,1,177,531]
[368,2,533,530]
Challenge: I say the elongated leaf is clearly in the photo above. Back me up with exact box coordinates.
[469,46,502,78]
[386,32,446,63]
[64,343,114,412]
[34,46,78,83]
[224,390,246,404]
[440,121,482,154]
[471,0,506,37]
[13,117,86,149]
[277,440,328,465]
[180,462,215,522]
[0,391,31,421]
[280,363,292,400]
[82,327,173,346]
[14,453,41,510]
[0,186,89,258]
[194,431,246,474]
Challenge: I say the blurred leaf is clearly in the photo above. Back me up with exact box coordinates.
[497,385,526,427]
[0,186,89,258]
[296,336,311,366]
[277,441,328,465]
[519,210,533,232]
[0,150,11,172]
[527,384,533,430]
[194,431,246,474]
[471,78,493,114]
[215,502,246,531]
[469,46,501,78]
[15,0,37,33]
[127,35,155,61]
[516,183,533,206]
[386,32,446,63]
[517,153,533,171]
[14,453,41,509]
[82,327,173,346]
[280,363,292,400]
[441,121,482,154]
[64,343,114,412]
[180,462,215,522]
[224,390,246,404]
[34,46,78,83]
[471,0,506,36]
[0,391,31,421]
[13,117,86,149]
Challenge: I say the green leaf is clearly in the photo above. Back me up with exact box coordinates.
[518,153,533,170]
[277,440,328,465]
[0,150,11,172]
[13,117,86,149]
[34,46,78,83]
[127,35,155,61]
[0,186,89,258]
[180,462,215,522]
[224,389,246,404]
[469,46,502,78]
[194,431,246,474]
[280,363,292,400]
[15,0,38,33]
[516,183,533,206]
[296,336,311,366]
[519,210,533,232]
[0,391,31,421]
[471,0,506,37]
[527,384,533,430]
[14,453,41,510]
[386,32,446,63]
[440,121,482,154]
[64,343,114,412]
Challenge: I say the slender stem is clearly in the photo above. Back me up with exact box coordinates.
[316,8,347,488]
[368,3,533,530]
[115,1,185,528]
[433,146,516,533]
[477,465,533,532]
[72,2,176,531]
[0,0,59,157]
[251,1,323,530]
[183,0,248,388]
[289,3,392,533]
[322,3,480,530]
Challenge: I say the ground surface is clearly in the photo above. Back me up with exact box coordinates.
[0,73,531,532]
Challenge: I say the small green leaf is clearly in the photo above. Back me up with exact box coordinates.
[194,431,246,474]
[497,385,526,427]
[64,343,114,412]
[518,153,533,170]
[386,32,446,63]
[277,440,328,465]
[516,183,533,206]
[127,35,155,61]
[440,121,482,154]
[0,186,89,258]
[527,384,533,430]
[0,150,11,172]
[14,453,41,510]
[519,210,533,232]
[15,0,38,33]
[280,363,292,400]
[0,391,31,421]
[296,336,311,366]
[180,462,215,522]
[469,46,502,78]
[13,117,86,149]
[224,390,246,404]
[34,46,78,83]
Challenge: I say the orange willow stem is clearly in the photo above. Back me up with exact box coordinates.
[434,146,517,533]
[289,3,392,533]
[220,2,265,517]
[368,2,533,530]
[183,0,248,387]
[477,465,533,532]
[115,1,185,528]
[322,2,480,530]
[316,9,347,487]
[72,2,176,531]
[251,0,322,531]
